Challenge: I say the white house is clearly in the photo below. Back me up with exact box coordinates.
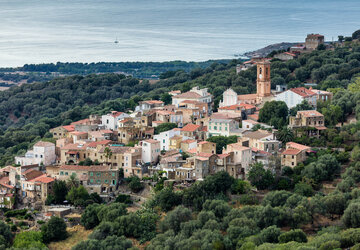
[208,118,240,137]
[172,86,212,108]
[140,139,160,164]
[135,100,164,112]
[101,111,130,130]
[275,87,317,109]
[15,141,56,166]
[153,128,181,151]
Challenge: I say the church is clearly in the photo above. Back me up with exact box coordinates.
[219,60,273,107]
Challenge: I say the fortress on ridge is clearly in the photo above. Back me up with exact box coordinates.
[220,60,272,107]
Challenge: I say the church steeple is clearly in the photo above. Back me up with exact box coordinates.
[256,61,271,97]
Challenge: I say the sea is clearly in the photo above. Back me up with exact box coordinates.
[0,0,359,67]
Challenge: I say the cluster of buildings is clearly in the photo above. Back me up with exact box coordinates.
[0,39,332,209]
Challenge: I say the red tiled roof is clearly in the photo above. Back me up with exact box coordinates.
[219,103,256,110]
[173,91,201,99]
[60,165,112,172]
[227,143,250,151]
[110,111,124,117]
[290,87,316,98]
[0,182,14,189]
[281,148,301,155]
[61,143,88,150]
[197,152,213,158]
[297,110,323,118]
[182,139,197,144]
[29,174,55,184]
[315,126,327,130]
[181,124,200,132]
[198,141,211,145]
[187,148,197,154]
[71,118,90,125]
[238,94,258,100]
[217,153,230,159]
[248,114,259,121]
[284,52,296,57]
[286,142,311,151]
[63,125,75,132]
[142,100,164,105]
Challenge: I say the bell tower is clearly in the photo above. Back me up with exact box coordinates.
[256,61,271,97]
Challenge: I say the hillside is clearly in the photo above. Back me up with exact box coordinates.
[1,41,360,168]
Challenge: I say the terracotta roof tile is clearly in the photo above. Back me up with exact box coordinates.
[62,125,75,132]
[29,174,55,184]
[281,148,301,155]
[286,142,311,151]
[60,165,113,171]
[290,87,316,97]
[297,110,323,118]
[173,91,201,99]
[181,124,200,132]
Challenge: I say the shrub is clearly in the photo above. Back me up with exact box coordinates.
[115,194,133,205]
[41,216,68,243]
[278,229,307,243]
[342,202,360,228]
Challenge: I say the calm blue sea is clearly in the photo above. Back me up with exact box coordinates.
[0,0,358,67]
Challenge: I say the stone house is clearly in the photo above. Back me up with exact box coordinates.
[289,110,326,138]
[280,142,311,168]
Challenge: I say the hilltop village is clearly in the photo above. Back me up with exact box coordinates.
[1,32,360,249]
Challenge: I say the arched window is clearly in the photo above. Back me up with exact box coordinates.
[259,67,262,74]
[266,67,269,76]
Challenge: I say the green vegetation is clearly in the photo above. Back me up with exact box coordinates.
[41,216,67,243]
[207,135,238,154]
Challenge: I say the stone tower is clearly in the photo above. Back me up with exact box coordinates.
[256,61,271,97]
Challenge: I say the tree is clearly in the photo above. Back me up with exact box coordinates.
[13,231,46,249]
[207,135,238,154]
[352,29,360,40]
[289,100,313,116]
[160,93,172,105]
[348,77,360,93]
[276,127,294,144]
[323,193,346,220]
[53,180,68,204]
[262,190,292,207]
[0,221,13,248]
[159,206,192,233]
[278,229,307,243]
[342,202,360,228]
[231,179,251,194]
[127,176,144,193]
[321,104,343,127]
[41,216,68,243]
[247,163,274,190]
[294,182,314,197]
[258,101,288,129]
[259,226,281,243]
[152,187,182,211]
[66,185,91,207]
[338,35,344,43]
[66,173,79,189]
[81,204,101,229]
[103,147,112,164]
[154,123,177,134]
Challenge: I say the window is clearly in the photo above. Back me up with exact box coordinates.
[106,119,109,124]
[97,173,101,177]
[60,171,64,175]
[292,155,294,159]
[112,173,115,176]
[104,179,108,183]
[137,170,140,173]
[65,172,68,176]
[90,179,94,183]
[112,180,116,185]
[97,180,101,184]
[90,172,93,176]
